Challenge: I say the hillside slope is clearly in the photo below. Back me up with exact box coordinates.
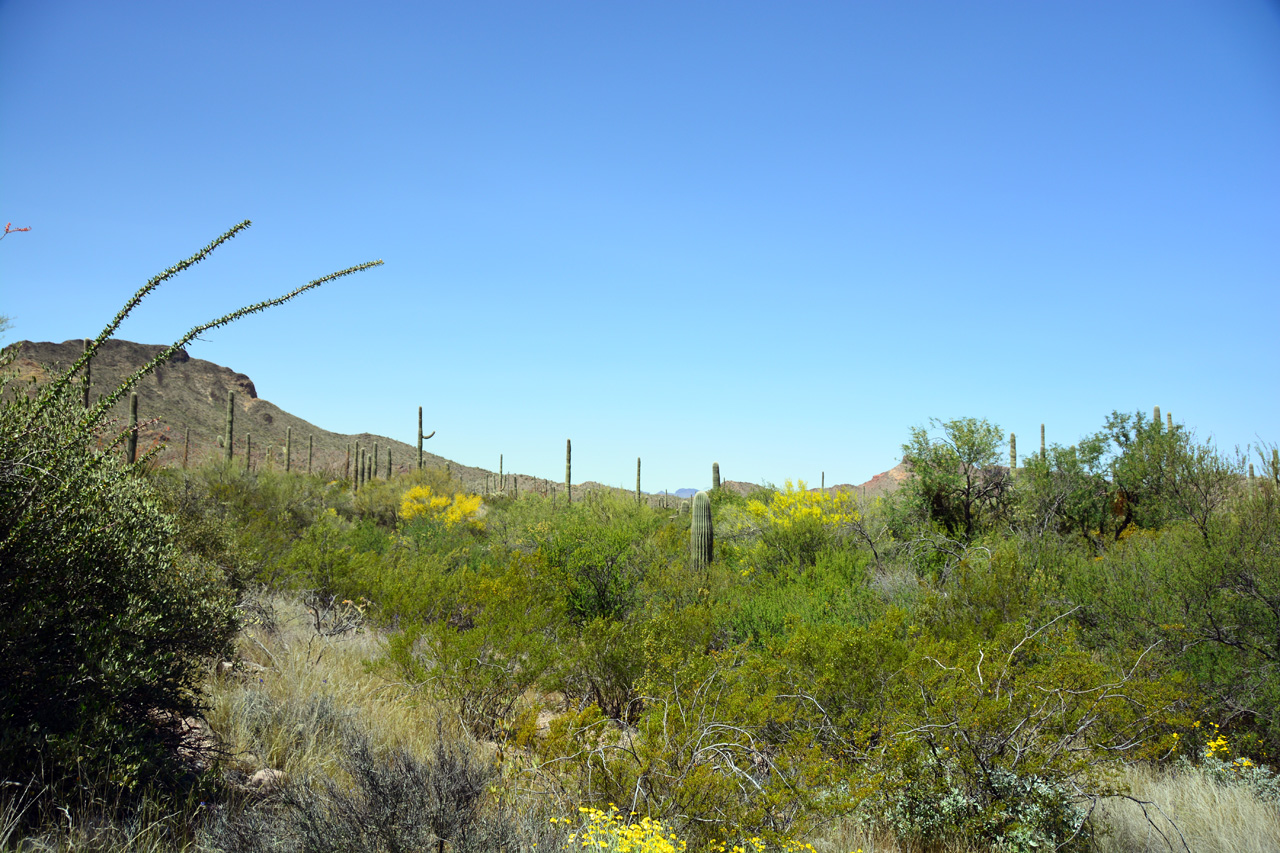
[5,339,491,482]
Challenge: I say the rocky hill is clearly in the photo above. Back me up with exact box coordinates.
[3,339,493,482]
[5,339,909,501]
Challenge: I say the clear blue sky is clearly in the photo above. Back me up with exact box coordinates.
[3,1,1277,492]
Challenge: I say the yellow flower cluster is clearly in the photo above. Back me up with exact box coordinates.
[744,480,860,532]
[399,485,484,528]
[559,806,686,853]
[1199,722,1256,770]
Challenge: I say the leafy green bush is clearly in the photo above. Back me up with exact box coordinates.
[0,221,380,802]
[0,360,239,793]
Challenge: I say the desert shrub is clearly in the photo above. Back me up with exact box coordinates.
[541,648,836,850]
[208,722,528,853]
[0,364,238,796]
[865,617,1185,852]
[720,547,878,641]
[726,481,863,575]
[531,497,667,623]
[193,464,338,577]
[548,614,650,721]
[382,554,561,739]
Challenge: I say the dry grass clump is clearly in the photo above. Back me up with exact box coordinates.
[204,591,452,782]
[1093,762,1280,853]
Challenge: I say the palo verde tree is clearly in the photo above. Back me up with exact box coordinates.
[901,416,1012,542]
[0,221,381,796]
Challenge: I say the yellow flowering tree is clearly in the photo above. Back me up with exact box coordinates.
[741,480,861,571]
[399,485,484,529]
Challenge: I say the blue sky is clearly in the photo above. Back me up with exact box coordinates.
[2,1,1277,492]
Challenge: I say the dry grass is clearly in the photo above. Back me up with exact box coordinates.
[204,592,452,783]
[1093,762,1280,853]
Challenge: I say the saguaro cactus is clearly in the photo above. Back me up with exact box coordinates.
[1009,433,1017,473]
[637,457,642,503]
[1273,448,1279,483]
[1153,406,1162,433]
[225,391,235,463]
[126,392,139,464]
[183,427,190,470]
[285,426,292,473]
[245,433,252,473]
[566,439,572,505]
[387,448,392,479]
[1040,424,1045,461]
[373,442,380,480]
[308,434,313,474]
[690,489,714,571]
[712,462,721,491]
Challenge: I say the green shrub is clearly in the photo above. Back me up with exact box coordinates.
[0,362,238,794]
[0,221,379,803]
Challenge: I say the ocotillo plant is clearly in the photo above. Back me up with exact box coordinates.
[1010,433,1017,473]
[225,391,235,463]
[285,426,292,473]
[82,338,91,408]
[690,489,713,572]
[125,392,139,464]
[712,462,721,490]
[566,439,572,505]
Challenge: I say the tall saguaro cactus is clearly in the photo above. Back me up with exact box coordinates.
[712,462,721,491]
[285,427,292,473]
[1009,433,1017,473]
[126,392,139,464]
[690,489,714,572]
[373,442,379,480]
[1040,424,1045,462]
[225,391,235,463]
[308,435,313,474]
[183,427,190,470]
[566,439,572,505]
[245,433,252,473]
[637,457,642,503]
[1153,406,1162,433]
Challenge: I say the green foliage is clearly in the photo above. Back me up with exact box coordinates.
[902,417,1012,541]
[720,548,879,641]
[0,360,238,794]
[531,495,668,623]
[0,222,380,805]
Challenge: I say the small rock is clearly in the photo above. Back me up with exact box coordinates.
[247,768,286,791]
